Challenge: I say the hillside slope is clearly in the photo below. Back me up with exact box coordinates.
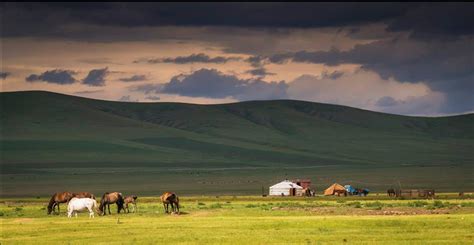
[1,91,473,196]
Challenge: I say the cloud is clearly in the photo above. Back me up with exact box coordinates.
[82,67,108,86]
[74,89,104,95]
[375,96,400,107]
[270,37,474,114]
[286,70,444,115]
[139,53,240,64]
[119,75,147,82]
[4,3,472,42]
[128,83,163,94]
[0,72,11,80]
[25,69,77,84]
[119,95,139,102]
[147,69,288,101]
[246,68,275,78]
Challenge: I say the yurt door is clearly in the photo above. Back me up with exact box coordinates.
[290,188,296,196]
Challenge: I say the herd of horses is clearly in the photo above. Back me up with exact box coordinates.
[48,191,179,218]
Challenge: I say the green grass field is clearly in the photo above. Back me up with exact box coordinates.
[1,195,473,244]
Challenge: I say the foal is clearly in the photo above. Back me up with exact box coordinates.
[124,195,138,213]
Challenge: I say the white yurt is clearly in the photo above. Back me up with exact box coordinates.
[269,180,303,196]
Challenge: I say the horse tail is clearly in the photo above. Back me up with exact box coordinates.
[175,196,180,209]
[47,193,56,214]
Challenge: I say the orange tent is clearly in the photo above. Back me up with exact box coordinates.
[324,183,346,196]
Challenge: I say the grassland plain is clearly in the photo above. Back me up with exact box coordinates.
[1,91,474,196]
[1,195,474,244]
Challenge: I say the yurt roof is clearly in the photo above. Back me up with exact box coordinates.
[270,180,303,189]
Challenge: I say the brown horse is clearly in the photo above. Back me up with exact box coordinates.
[72,192,96,200]
[99,192,125,215]
[124,195,138,213]
[47,192,74,215]
[160,192,180,214]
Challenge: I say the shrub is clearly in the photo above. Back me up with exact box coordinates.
[14,207,23,212]
[209,203,222,209]
[347,202,362,208]
[197,202,206,206]
[245,204,258,208]
[408,201,428,207]
[0,211,4,216]
[433,200,445,208]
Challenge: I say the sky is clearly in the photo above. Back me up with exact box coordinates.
[1,3,473,116]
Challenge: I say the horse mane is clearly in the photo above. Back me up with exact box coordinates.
[47,193,56,214]
[99,192,108,211]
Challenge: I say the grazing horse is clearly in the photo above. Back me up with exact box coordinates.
[387,189,396,197]
[47,192,74,215]
[67,197,98,218]
[124,195,138,213]
[72,192,96,200]
[99,192,125,215]
[160,192,180,214]
[334,189,347,197]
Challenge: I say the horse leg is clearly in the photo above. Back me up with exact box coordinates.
[163,203,167,213]
[57,203,60,215]
[108,204,111,215]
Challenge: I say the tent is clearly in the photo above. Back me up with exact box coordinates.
[324,183,346,196]
[269,180,303,196]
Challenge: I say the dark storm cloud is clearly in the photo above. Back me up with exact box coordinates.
[4,3,472,40]
[0,72,11,80]
[1,3,407,37]
[139,54,240,64]
[82,68,109,86]
[25,69,77,84]
[386,3,474,39]
[119,75,147,82]
[158,69,288,100]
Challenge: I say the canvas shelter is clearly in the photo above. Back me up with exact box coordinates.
[269,180,303,196]
[324,183,346,195]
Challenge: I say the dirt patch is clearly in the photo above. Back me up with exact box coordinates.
[12,218,35,223]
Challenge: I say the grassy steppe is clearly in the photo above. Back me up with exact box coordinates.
[1,91,473,196]
[1,195,473,244]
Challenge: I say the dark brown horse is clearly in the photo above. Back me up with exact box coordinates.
[72,192,96,200]
[124,195,138,213]
[387,188,396,197]
[47,192,74,215]
[99,192,125,215]
[160,192,180,214]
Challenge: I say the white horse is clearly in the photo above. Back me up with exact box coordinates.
[67,197,98,218]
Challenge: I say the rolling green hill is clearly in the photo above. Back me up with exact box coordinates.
[1,91,473,196]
